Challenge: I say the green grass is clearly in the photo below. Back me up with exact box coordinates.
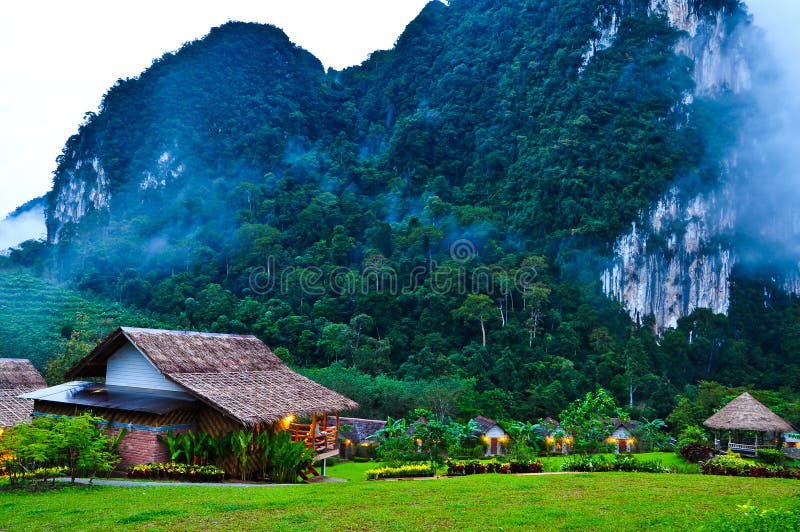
[532,451,699,473]
[2,469,799,531]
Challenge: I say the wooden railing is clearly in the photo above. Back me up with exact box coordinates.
[726,442,775,455]
[289,423,338,452]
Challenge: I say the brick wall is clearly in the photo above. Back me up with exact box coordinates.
[108,426,192,468]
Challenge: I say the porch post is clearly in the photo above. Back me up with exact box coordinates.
[311,413,317,442]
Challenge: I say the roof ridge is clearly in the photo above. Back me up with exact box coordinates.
[121,327,257,339]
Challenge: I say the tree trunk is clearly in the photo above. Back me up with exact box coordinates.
[480,319,486,347]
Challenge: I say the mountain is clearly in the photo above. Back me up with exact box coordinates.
[602,0,800,332]
[6,0,800,420]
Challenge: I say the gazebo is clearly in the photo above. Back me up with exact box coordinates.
[703,392,794,455]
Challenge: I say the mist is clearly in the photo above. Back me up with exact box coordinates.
[723,0,800,271]
[0,205,46,253]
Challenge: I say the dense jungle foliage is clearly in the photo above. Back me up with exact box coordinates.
[3,0,800,424]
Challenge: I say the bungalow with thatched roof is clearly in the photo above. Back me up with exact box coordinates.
[336,417,386,460]
[703,392,794,455]
[337,417,386,445]
[22,327,357,469]
[0,359,46,429]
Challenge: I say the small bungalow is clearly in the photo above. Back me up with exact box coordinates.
[0,358,46,429]
[541,418,572,455]
[337,417,387,445]
[22,327,357,471]
[472,415,508,456]
[337,417,386,459]
[606,419,639,454]
[703,392,794,455]
[783,432,800,459]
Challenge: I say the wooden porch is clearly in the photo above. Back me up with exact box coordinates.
[714,431,780,456]
[724,442,776,455]
[288,412,340,453]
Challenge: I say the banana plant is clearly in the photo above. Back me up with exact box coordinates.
[231,429,254,481]
[208,432,231,467]
[156,430,185,462]
[268,431,314,484]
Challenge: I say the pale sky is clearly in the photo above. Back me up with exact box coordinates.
[0,0,431,219]
[0,0,794,223]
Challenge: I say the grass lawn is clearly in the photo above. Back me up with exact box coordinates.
[2,465,799,531]
[537,451,700,473]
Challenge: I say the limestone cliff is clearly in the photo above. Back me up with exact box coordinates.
[601,0,799,331]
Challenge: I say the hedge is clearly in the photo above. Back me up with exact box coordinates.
[446,459,543,476]
[701,455,800,480]
[365,464,434,480]
[127,462,225,482]
[560,454,670,473]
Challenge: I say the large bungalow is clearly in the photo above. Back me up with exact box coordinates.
[704,392,794,455]
[0,358,46,429]
[22,327,357,469]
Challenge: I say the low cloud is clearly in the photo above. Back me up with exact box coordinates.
[0,205,46,253]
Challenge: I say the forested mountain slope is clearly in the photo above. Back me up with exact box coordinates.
[0,269,162,380]
[4,0,799,421]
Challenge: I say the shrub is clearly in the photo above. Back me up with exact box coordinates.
[560,454,669,473]
[701,455,800,480]
[354,443,378,459]
[127,462,225,482]
[756,448,785,465]
[157,430,229,467]
[0,413,122,485]
[508,442,538,462]
[450,445,487,460]
[376,436,426,466]
[365,464,434,480]
[446,459,542,476]
[679,443,715,463]
[561,454,611,472]
[256,430,315,484]
[677,425,709,448]
[508,460,543,473]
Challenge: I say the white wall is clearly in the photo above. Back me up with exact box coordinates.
[486,426,506,439]
[106,342,185,392]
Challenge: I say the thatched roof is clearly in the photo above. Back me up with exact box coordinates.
[703,392,794,433]
[65,327,358,426]
[0,358,46,427]
[338,417,387,444]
